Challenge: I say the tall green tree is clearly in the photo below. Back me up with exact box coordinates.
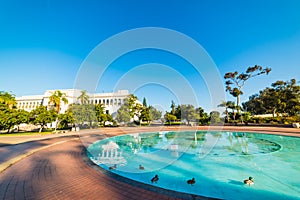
[95,103,106,124]
[209,111,221,124]
[30,105,57,132]
[243,79,300,116]
[140,107,151,123]
[224,65,271,115]
[58,111,74,129]
[170,100,176,115]
[164,112,177,125]
[78,90,90,104]
[115,102,131,124]
[218,101,236,122]
[71,104,97,127]
[116,94,141,124]
[142,97,147,107]
[195,107,209,125]
[0,91,16,109]
[0,93,29,132]
[181,104,197,125]
[48,90,68,113]
[149,106,162,121]
[0,104,16,132]
[174,105,181,120]
[48,90,68,131]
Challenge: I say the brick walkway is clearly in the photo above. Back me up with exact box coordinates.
[0,126,299,200]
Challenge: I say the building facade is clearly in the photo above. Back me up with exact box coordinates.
[16,89,129,116]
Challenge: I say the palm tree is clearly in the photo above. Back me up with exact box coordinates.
[77,90,90,104]
[227,101,238,122]
[48,90,68,113]
[48,90,68,131]
[218,100,236,123]
[218,101,229,122]
[0,91,17,109]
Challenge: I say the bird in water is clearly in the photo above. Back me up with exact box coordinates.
[109,164,117,170]
[243,177,254,186]
[151,175,159,183]
[187,178,196,185]
[139,164,145,170]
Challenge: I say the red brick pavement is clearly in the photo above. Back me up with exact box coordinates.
[0,126,299,200]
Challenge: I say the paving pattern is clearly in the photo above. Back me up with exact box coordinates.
[0,126,299,200]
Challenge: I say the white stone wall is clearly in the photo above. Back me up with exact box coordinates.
[16,89,129,116]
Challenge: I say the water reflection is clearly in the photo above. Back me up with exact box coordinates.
[88,131,281,170]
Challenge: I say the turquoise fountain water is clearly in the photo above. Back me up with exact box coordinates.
[87,131,300,200]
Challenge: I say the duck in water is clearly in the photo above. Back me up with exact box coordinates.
[109,164,117,170]
[139,164,145,170]
[151,175,159,183]
[243,177,254,186]
[187,178,196,185]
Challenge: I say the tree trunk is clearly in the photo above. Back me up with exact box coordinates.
[237,95,243,123]
[225,108,229,123]
[272,108,277,118]
[39,125,43,133]
[54,117,58,132]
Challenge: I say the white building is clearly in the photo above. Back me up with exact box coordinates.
[16,89,129,116]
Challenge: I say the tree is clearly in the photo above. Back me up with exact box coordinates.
[195,107,209,125]
[243,79,300,117]
[127,94,139,119]
[78,90,90,104]
[181,104,197,125]
[209,111,221,124]
[0,94,29,133]
[94,103,114,126]
[140,107,151,123]
[48,90,68,131]
[115,103,131,124]
[142,97,147,107]
[164,112,177,125]
[30,106,57,132]
[170,100,176,115]
[227,101,239,121]
[71,104,97,127]
[116,94,142,124]
[58,111,74,129]
[174,105,181,120]
[95,103,106,125]
[218,101,229,122]
[149,106,162,121]
[0,104,16,132]
[0,91,16,109]
[48,90,68,113]
[224,65,271,116]
[15,109,30,132]
[218,101,236,122]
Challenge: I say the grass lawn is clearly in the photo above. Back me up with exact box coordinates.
[0,131,55,136]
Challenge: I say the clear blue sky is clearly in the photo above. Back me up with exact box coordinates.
[1,0,300,112]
